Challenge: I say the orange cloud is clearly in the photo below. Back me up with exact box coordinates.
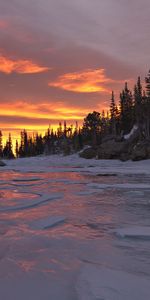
[49,68,114,93]
[0,101,88,121]
[0,54,49,74]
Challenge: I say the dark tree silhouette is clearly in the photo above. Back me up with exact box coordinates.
[120,82,133,134]
[0,130,3,157]
[3,133,14,159]
[145,70,150,138]
[82,111,102,146]
[110,91,117,136]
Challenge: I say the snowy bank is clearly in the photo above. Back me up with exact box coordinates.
[3,154,150,175]
[77,265,150,300]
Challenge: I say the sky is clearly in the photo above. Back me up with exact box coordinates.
[0,0,150,144]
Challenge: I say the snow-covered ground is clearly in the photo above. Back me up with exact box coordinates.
[0,155,150,300]
[3,153,150,175]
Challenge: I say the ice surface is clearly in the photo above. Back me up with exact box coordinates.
[77,265,150,300]
[30,216,66,230]
[1,155,150,300]
[76,190,96,196]
[115,226,150,239]
[87,182,150,189]
[13,177,42,182]
[0,193,62,212]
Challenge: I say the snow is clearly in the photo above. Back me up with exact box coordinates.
[77,265,150,300]
[124,125,138,140]
[115,226,150,239]
[2,153,150,175]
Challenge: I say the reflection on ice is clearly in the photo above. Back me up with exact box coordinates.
[0,155,150,300]
[0,192,63,212]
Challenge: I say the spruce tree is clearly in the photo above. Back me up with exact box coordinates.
[15,140,19,158]
[145,70,150,138]
[134,76,143,136]
[0,130,3,157]
[110,91,117,136]
[83,111,102,146]
[120,82,133,134]
[3,133,14,159]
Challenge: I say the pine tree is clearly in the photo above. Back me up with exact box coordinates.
[134,76,143,136]
[83,111,102,146]
[57,123,62,138]
[63,121,67,137]
[35,134,44,155]
[120,82,133,134]
[110,91,117,136]
[15,140,19,158]
[3,133,14,159]
[145,70,150,138]
[145,70,150,97]
[0,130,3,157]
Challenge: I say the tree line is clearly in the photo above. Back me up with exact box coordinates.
[0,70,150,159]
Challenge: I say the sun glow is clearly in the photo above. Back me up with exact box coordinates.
[0,102,89,120]
[0,101,89,149]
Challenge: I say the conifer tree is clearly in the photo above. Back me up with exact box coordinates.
[83,111,102,146]
[0,130,3,157]
[120,82,133,133]
[3,133,14,159]
[63,121,67,137]
[145,70,150,138]
[110,91,117,136]
[15,140,19,158]
[134,76,143,136]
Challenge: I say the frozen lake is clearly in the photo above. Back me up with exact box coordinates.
[0,155,150,300]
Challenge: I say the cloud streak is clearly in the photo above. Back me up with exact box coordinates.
[49,69,116,93]
[0,54,49,74]
[0,101,88,122]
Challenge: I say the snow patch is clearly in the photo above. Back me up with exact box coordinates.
[76,265,150,300]
[115,226,150,239]
[3,154,150,175]
[124,125,138,140]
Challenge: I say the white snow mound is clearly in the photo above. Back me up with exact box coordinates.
[76,265,150,300]
[115,226,150,239]
[124,125,138,140]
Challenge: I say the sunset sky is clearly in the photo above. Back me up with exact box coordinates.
[0,0,150,144]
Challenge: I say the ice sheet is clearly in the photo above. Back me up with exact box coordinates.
[115,226,150,239]
[77,265,150,300]
[30,216,66,230]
